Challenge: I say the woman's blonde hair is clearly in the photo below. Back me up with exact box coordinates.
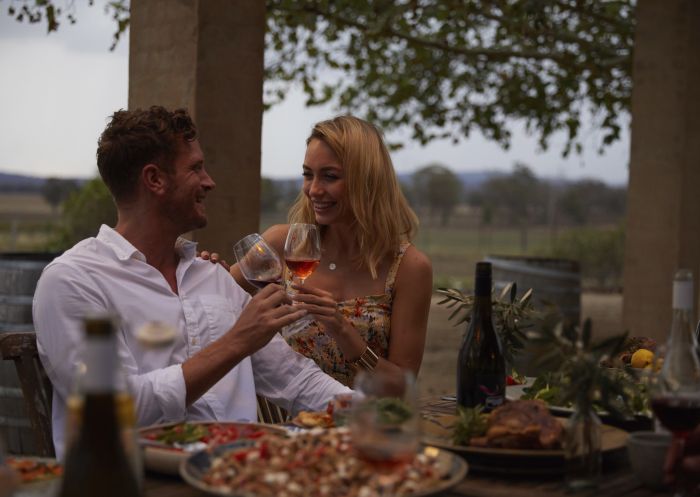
[288,115,419,279]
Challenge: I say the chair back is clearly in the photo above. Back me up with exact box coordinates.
[0,331,54,457]
[256,395,289,424]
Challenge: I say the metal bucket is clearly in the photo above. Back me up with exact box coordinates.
[0,252,58,454]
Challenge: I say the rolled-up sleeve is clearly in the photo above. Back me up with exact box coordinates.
[251,334,352,414]
[126,364,187,425]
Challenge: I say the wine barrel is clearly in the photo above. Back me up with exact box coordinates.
[485,255,581,376]
[0,252,58,455]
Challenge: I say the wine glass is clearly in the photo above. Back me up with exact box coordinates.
[233,234,283,289]
[349,370,420,470]
[283,223,321,285]
[278,224,321,338]
[649,345,700,496]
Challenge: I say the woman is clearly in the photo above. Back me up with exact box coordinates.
[235,116,432,387]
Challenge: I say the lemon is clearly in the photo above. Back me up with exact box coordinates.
[630,348,654,369]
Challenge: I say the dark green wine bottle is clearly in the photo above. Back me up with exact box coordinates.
[457,262,505,411]
[58,317,142,497]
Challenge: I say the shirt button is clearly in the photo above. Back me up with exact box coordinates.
[191,338,198,345]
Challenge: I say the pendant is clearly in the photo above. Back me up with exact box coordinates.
[329,262,337,271]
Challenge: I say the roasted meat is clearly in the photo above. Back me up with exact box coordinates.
[470,400,563,449]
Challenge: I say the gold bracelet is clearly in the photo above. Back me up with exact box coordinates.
[352,346,379,372]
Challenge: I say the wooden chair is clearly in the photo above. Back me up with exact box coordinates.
[0,331,54,457]
[256,395,289,424]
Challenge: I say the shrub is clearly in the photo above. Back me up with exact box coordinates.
[544,225,625,290]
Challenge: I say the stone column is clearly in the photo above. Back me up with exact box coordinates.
[128,0,265,253]
[623,0,700,341]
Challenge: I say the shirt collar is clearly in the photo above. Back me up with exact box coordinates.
[96,225,197,262]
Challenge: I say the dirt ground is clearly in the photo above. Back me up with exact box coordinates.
[416,292,624,397]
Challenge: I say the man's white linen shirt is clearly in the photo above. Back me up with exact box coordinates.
[33,225,351,458]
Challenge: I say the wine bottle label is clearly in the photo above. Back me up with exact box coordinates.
[673,280,693,310]
[485,394,505,409]
[84,340,117,392]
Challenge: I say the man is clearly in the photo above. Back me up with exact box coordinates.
[33,106,351,457]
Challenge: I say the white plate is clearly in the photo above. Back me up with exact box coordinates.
[180,440,468,497]
[138,421,288,475]
[4,456,62,497]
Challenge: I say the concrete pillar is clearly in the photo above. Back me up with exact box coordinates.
[623,0,700,341]
[128,0,265,253]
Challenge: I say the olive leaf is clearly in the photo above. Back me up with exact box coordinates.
[436,282,542,367]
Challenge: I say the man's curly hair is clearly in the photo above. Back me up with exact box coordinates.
[97,106,197,202]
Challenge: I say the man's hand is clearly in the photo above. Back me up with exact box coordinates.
[199,250,231,272]
[228,283,307,354]
[183,283,307,405]
[665,426,700,486]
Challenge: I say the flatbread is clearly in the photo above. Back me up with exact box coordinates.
[293,410,334,428]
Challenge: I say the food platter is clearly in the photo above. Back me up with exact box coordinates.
[506,381,575,417]
[4,456,63,497]
[138,421,288,475]
[180,429,468,497]
[506,378,654,432]
[421,413,628,475]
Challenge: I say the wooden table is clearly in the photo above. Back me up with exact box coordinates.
[143,399,671,497]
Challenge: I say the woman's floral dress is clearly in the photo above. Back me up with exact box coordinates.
[283,243,410,387]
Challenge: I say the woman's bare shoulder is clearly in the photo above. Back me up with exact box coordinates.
[396,244,432,284]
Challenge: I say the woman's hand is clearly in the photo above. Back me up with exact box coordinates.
[290,284,346,338]
[199,250,231,272]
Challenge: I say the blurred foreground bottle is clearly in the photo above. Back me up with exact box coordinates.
[457,261,505,411]
[663,269,698,379]
[58,316,142,497]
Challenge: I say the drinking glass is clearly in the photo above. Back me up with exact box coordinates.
[283,223,321,285]
[233,234,283,289]
[279,224,321,337]
[349,370,420,470]
[649,345,700,496]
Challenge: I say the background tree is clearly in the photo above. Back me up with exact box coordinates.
[41,177,79,214]
[7,0,634,156]
[557,179,626,226]
[50,177,116,249]
[260,176,281,213]
[475,163,545,251]
[411,163,463,226]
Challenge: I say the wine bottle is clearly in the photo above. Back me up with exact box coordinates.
[58,316,142,497]
[659,269,700,390]
[457,262,506,411]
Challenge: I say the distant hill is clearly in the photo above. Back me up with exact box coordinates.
[0,172,47,192]
[0,172,87,193]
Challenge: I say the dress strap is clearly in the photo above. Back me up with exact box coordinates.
[384,242,411,295]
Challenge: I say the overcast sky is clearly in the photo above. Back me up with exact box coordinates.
[0,2,630,185]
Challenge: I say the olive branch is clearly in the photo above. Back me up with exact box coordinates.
[436,282,540,368]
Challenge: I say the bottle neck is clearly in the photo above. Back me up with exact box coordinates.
[83,336,117,393]
[673,279,694,312]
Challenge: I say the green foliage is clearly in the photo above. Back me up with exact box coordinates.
[410,164,463,226]
[41,177,79,210]
[557,180,626,226]
[48,177,117,250]
[436,281,539,367]
[529,318,637,417]
[452,405,488,446]
[9,0,635,154]
[260,177,281,213]
[544,225,625,289]
[265,0,634,154]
